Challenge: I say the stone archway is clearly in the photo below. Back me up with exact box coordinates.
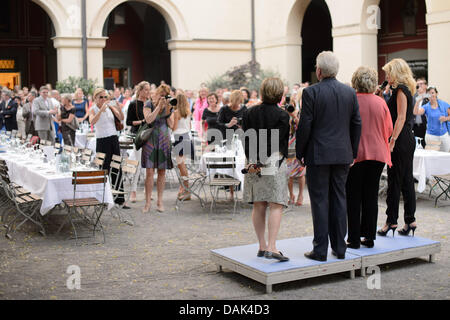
[284,0,333,85]
[89,0,189,40]
[87,0,189,87]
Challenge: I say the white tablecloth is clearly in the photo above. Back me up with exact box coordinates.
[0,150,114,215]
[413,149,450,193]
[75,131,96,152]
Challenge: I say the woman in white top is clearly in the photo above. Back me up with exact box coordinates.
[88,88,126,206]
[172,92,194,200]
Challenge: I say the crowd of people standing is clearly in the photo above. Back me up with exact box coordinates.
[1,51,448,261]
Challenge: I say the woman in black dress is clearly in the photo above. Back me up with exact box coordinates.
[378,58,417,237]
[202,93,223,146]
[57,93,76,146]
[126,81,150,203]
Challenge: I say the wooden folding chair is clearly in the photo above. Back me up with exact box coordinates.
[430,174,450,207]
[58,170,108,244]
[172,159,207,211]
[0,163,44,240]
[108,158,137,226]
[205,157,241,215]
[425,140,441,151]
[93,152,106,169]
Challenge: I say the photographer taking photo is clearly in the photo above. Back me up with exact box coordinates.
[217,89,247,136]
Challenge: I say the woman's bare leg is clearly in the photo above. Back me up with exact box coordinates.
[296,176,305,206]
[267,203,283,253]
[156,169,166,211]
[252,201,268,252]
[143,168,154,212]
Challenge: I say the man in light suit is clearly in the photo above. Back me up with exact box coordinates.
[296,51,362,262]
[32,86,57,143]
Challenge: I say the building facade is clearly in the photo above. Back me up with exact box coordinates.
[1,0,449,100]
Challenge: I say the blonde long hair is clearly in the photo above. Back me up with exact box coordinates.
[382,58,416,96]
[176,93,191,118]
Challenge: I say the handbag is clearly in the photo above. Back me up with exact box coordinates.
[113,114,124,131]
[65,114,79,131]
[134,123,154,151]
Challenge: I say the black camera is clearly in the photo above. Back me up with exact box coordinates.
[165,95,178,106]
[284,95,296,113]
[242,163,262,178]
[237,117,243,126]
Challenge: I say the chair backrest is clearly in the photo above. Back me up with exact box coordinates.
[81,154,91,163]
[425,145,440,151]
[45,140,52,146]
[64,145,72,153]
[122,159,138,175]
[83,148,93,156]
[41,140,48,146]
[204,157,236,169]
[72,170,108,186]
[112,154,122,163]
[72,170,108,203]
[96,152,106,160]
[428,140,442,146]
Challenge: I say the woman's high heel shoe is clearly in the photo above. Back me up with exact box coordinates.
[398,224,417,237]
[377,224,397,237]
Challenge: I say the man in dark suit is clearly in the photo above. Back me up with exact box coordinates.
[0,90,6,130]
[296,51,362,261]
[0,90,18,131]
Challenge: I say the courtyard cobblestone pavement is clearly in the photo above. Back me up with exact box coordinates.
[0,182,449,300]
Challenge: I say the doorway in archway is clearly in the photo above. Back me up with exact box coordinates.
[378,0,428,82]
[301,0,332,84]
[103,1,171,89]
[0,0,57,89]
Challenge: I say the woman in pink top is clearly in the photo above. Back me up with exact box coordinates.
[193,87,209,136]
[346,67,393,249]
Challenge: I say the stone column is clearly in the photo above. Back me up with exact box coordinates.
[168,39,251,89]
[256,35,303,87]
[332,25,378,84]
[427,9,450,101]
[86,37,107,87]
[52,37,83,81]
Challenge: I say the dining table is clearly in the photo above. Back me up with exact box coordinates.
[0,144,115,215]
[413,148,450,193]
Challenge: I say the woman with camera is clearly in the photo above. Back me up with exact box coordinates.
[89,88,126,206]
[126,81,150,203]
[57,93,77,146]
[141,84,175,213]
[217,90,247,135]
[172,93,194,200]
[242,78,290,262]
[413,86,450,152]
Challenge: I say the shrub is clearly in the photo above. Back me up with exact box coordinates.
[204,61,284,92]
[55,76,98,96]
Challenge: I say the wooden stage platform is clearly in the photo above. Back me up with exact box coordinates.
[210,234,440,293]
